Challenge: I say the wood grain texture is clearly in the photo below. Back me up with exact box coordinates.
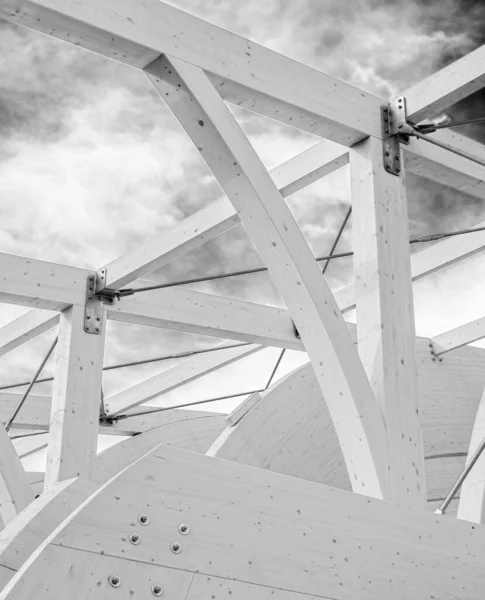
[145,54,388,498]
[4,444,485,600]
[351,136,425,506]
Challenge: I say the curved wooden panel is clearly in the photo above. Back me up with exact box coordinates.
[3,445,485,600]
[209,338,485,505]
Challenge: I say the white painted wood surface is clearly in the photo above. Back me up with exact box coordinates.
[145,54,388,498]
[44,305,106,489]
[105,342,262,416]
[350,136,425,506]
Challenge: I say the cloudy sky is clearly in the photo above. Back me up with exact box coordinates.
[1,0,485,463]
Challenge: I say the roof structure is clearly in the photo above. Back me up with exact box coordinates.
[1,1,485,598]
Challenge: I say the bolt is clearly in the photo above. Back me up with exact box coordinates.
[129,532,141,545]
[396,167,401,173]
[395,154,400,160]
[138,514,150,525]
[398,124,403,129]
[178,523,189,535]
[383,107,388,112]
[152,584,163,596]
[95,327,100,333]
[86,315,91,320]
[385,150,390,156]
[96,317,101,322]
[171,542,182,554]
[89,275,95,281]
[384,117,388,123]
[387,161,392,169]
[109,575,121,588]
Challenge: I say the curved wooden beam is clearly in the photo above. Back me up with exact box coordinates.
[3,444,485,600]
[145,54,388,498]
[209,338,485,508]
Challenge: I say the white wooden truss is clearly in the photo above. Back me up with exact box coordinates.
[0,1,485,598]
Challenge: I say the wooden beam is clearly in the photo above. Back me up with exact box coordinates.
[44,304,106,489]
[0,423,34,527]
[403,44,485,124]
[0,310,58,358]
[432,317,485,356]
[104,342,263,416]
[0,253,90,310]
[107,287,303,350]
[8,444,485,600]
[102,141,348,290]
[457,383,485,524]
[350,136,425,506]
[334,220,485,313]
[0,0,382,146]
[144,55,388,498]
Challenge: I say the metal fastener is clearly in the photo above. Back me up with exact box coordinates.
[152,584,163,596]
[129,532,141,545]
[171,542,182,554]
[138,514,150,525]
[108,575,121,588]
[178,523,189,535]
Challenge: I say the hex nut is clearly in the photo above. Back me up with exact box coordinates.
[152,584,163,596]
[108,575,121,588]
[170,542,182,554]
[178,523,189,535]
[138,514,150,526]
[129,532,141,545]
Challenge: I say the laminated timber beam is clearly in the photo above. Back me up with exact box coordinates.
[144,54,389,498]
[3,444,485,600]
[101,140,349,291]
[0,310,58,358]
[44,305,106,490]
[431,316,485,356]
[402,44,485,124]
[2,1,485,200]
[350,136,425,506]
[0,424,34,527]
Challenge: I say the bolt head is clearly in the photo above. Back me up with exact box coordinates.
[138,514,150,526]
[396,167,401,173]
[109,575,121,588]
[171,542,182,554]
[178,523,189,535]
[152,584,163,596]
[129,532,141,545]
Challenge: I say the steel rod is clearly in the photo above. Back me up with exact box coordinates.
[116,224,485,295]
[411,130,485,168]
[5,336,58,432]
[9,430,48,440]
[416,116,485,133]
[0,341,252,391]
[265,349,286,389]
[115,388,265,420]
[321,205,352,275]
[435,436,485,515]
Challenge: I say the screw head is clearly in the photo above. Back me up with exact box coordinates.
[129,532,141,545]
[171,542,182,554]
[152,584,163,596]
[95,327,100,333]
[89,275,95,281]
[178,523,189,535]
[396,167,401,173]
[109,575,121,588]
[395,154,400,161]
[138,514,150,526]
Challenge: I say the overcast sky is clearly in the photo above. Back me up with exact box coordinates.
[1,0,485,465]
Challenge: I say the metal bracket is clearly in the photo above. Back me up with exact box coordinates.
[84,269,111,335]
[382,96,414,176]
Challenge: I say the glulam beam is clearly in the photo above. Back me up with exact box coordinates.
[432,316,485,356]
[44,305,106,489]
[350,135,425,506]
[144,54,389,498]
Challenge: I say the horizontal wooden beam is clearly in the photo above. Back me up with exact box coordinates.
[0,253,90,310]
[432,317,485,356]
[0,310,58,358]
[403,44,485,124]
[107,287,303,350]
[0,0,382,146]
[104,343,263,416]
[334,221,485,313]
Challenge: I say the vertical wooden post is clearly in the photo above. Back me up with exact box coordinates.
[44,304,106,490]
[350,136,426,507]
